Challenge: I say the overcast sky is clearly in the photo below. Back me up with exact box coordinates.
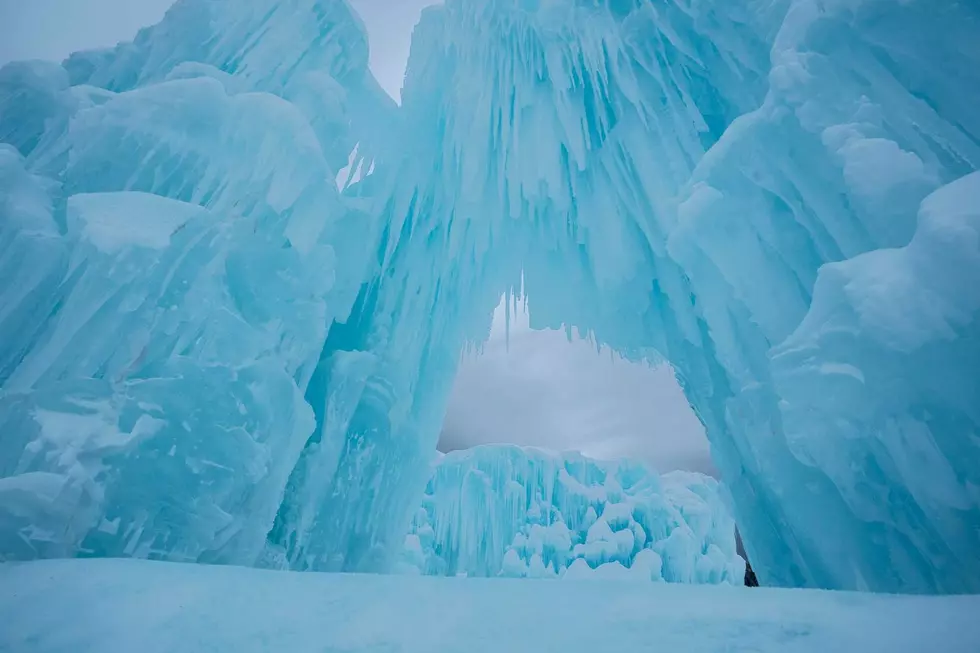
[348,0,437,100]
[444,300,714,475]
[0,0,173,66]
[0,0,425,99]
[0,0,715,475]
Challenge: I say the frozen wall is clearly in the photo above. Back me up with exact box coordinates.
[0,0,394,565]
[399,445,743,584]
[0,0,978,595]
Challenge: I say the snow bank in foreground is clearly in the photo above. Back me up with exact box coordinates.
[2,558,979,653]
[399,445,743,584]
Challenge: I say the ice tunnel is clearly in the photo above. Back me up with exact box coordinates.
[0,0,978,596]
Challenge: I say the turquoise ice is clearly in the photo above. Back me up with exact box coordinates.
[0,0,978,595]
[400,445,743,583]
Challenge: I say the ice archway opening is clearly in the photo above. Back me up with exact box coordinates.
[437,295,715,477]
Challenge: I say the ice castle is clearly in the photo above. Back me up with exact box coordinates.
[0,0,978,605]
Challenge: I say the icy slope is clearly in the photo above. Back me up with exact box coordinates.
[2,559,980,653]
[400,445,743,583]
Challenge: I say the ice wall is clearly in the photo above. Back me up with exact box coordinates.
[399,445,743,584]
[0,0,978,595]
[769,172,980,592]
[0,0,393,565]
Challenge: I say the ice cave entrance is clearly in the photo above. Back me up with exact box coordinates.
[421,294,754,583]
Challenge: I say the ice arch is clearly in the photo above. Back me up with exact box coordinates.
[269,0,980,592]
[0,0,978,595]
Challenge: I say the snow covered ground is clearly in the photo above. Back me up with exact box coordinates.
[1,559,978,653]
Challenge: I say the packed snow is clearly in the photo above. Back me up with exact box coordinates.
[3,559,980,653]
[0,0,978,598]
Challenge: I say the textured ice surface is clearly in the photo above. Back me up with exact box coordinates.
[399,445,743,584]
[3,558,980,653]
[0,0,391,567]
[0,0,979,595]
[377,0,980,593]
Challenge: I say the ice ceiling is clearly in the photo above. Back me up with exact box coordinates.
[0,0,978,595]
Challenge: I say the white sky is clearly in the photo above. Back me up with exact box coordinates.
[347,0,438,101]
[0,0,428,100]
[0,0,173,65]
[444,300,714,475]
[0,0,715,475]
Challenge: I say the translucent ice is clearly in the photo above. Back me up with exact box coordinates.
[0,0,389,566]
[0,0,979,596]
[363,0,980,593]
[769,172,980,592]
[398,445,743,584]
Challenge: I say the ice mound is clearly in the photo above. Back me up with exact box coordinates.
[398,445,743,584]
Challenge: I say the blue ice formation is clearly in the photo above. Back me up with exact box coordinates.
[0,0,395,566]
[399,445,743,584]
[0,0,979,595]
